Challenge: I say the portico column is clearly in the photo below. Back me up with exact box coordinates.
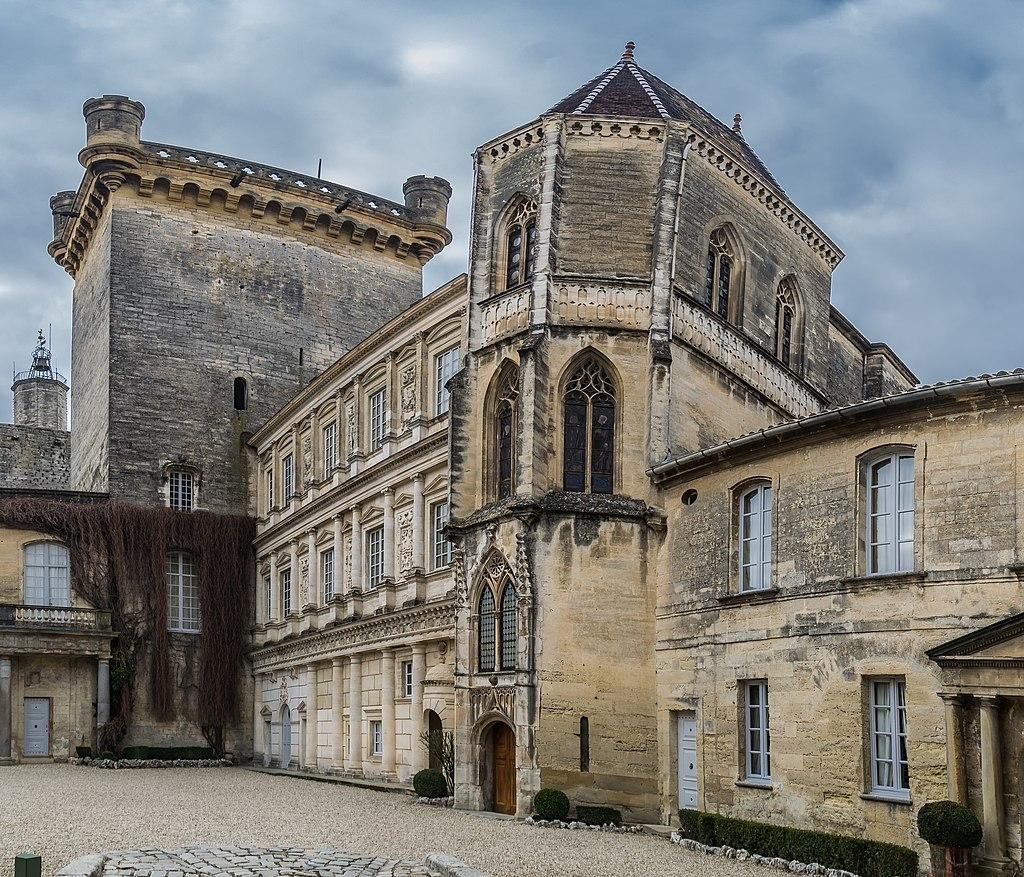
[306,529,319,608]
[381,649,396,774]
[289,540,299,614]
[410,643,427,772]
[412,474,425,574]
[331,658,344,768]
[347,653,363,771]
[96,658,110,728]
[253,672,263,763]
[383,487,395,581]
[978,696,1008,866]
[268,553,279,622]
[938,693,967,803]
[0,656,11,760]
[332,514,344,598]
[351,506,363,591]
[305,663,318,770]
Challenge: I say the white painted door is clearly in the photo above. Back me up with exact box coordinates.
[677,710,698,810]
[24,698,50,757]
[280,705,291,768]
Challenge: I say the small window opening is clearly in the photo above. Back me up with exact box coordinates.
[579,716,590,773]
[233,377,248,411]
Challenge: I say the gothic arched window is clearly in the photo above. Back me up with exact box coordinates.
[563,358,615,494]
[494,367,519,500]
[499,583,517,671]
[775,277,799,369]
[502,199,539,290]
[478,587,496,672]
[705,227,736,321]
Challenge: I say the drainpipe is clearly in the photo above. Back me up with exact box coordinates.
[668,135,695,294]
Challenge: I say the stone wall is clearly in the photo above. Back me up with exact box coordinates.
[0,425,70,490]
[7,653,97,760]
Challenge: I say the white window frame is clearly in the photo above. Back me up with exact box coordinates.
[265,468,274,513]
[371,719,383,756]
[166,550,200,633]
[402,661,413,698]
[366,526,384,589]
[263,573,271,621]
[322,421,337,478]
[431,500,451,570]
[369,387,387,450]
[23,542,70,607]
[281,568,292,616]
[321,547,335,602]
[168,469,195,511]
[434,345,460,416]
[282,454,294,502]
[866,453,915,575]
[744,680,770,782]
[739,483,772,592]
[869,677,910,800]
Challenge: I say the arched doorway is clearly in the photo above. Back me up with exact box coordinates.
[426,709,443,771]
[486,722,516,815]
[280,704,292,769]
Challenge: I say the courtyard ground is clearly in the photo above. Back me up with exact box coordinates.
[0,765,757,877]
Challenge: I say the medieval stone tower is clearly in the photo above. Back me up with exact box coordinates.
[447,43,911,820]
[48,94,452,513]
[12,330,68,432]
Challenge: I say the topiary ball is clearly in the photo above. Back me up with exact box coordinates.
[413,768,448,799]
[533,788,570,821]
[917,801,983,849]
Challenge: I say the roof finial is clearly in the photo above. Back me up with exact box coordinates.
[732,113,743,135]
[622,41,635,61]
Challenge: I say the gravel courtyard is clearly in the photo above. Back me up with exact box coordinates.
[0,765,758,877]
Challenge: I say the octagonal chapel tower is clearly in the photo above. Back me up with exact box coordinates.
[447,44,912,820]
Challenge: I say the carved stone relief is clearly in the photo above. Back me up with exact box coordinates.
[396,509,414,576]
[400,366,417,424]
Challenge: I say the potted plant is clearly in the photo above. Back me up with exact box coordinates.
[917,800,982,877]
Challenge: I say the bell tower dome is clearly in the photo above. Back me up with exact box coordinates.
[12,329,68,431]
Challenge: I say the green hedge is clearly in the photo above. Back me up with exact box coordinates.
[917,801,982,849]
[678,809,917,877]
[118,745,217,761]
[576,805,622,826]
[412,768,449,799]
[534,788,570,821]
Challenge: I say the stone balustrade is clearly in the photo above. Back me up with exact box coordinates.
[0,603,111,632]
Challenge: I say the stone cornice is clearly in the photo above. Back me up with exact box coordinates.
[251,599,455,670]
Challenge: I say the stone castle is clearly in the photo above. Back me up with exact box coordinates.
[1,42,1022,876]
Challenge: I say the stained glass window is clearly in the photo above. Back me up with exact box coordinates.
[562,359,615,494]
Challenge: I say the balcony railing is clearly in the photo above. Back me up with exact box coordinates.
[0,603,111,632]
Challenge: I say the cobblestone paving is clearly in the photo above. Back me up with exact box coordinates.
[97,847,430,876]
[1,765,759,877]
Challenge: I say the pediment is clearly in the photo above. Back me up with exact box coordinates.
[927,612,1024,666]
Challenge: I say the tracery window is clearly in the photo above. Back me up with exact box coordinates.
[502,199,539,290]
[705,227,735,321]
[494,367,519,500]
[562,358,615,494]
[775,277,799,368]
[24,542,70,607]
[476,553,519,674]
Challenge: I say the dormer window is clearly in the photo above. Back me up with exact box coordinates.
[501,198,539,290]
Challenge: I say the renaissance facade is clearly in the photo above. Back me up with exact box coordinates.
[2,42,1022,875]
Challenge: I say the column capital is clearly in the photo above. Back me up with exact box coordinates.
[382,485,395,497]
[331,656,344,669]
[306,661,318,672]
[977,694,1002,707]
[938,692,964,704]
[413,472,425,484]
[412,642,428,657]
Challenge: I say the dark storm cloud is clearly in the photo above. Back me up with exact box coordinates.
[1,0,1021,423]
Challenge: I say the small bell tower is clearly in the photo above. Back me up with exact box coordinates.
[12,329,68,431]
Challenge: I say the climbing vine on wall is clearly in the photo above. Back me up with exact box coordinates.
[0,497,254,752]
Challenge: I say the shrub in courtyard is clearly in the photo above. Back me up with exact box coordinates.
[533,788,570,821]
[576,805,622,826]
[413,768,448,799]
[75,746,92,758]
[677,809,917,877]
[917,801,982,850]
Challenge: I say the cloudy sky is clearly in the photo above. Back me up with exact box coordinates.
[1,0,1022,423]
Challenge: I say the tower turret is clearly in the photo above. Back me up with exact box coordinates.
[12,330,68,431]
[403,175,452,227]
[78,95,146,192]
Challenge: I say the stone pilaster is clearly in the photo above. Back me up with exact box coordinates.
[306,529,318,608]
[411,643,427,773]
[0,656,11,760]
[381,649,396,775]
[305,663,318,770]
[96,658,110,728]
[383,487,395,582]
[347,653,363,772]
[412,474,425,574]
[268,552,279,621]
[288,540,299,614]
[939,693,967,803]
[331,658,344,769]
[350,505,363,593]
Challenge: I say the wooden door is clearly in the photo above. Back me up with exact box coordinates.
[24,698,50,757]
[492,723,516,815]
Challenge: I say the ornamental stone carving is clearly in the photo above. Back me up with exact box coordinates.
[299,557,310,604]
[345,401,356,456]
[452,548,468,609]
[400,366,417,424]
[480,289,530,346]
[469,685,516,725]
[552,282,652,330]
[343,541,352,589]
[302,434,313,484]
[396,509,414,576]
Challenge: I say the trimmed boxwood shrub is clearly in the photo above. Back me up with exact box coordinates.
[534,788,570,821]
[576,805,622,826]
[413,768,448,799]
[75,746,92,758]
[917,801,983,849]
[678,809,918,877]
[118,745,216,760]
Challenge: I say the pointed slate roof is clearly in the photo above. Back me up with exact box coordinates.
[549,42,782,191]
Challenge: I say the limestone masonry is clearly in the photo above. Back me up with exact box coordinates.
[1,42,1021,877]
